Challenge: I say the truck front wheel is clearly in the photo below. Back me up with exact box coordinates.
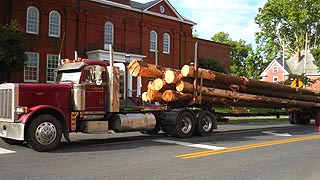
[26,114,62,152]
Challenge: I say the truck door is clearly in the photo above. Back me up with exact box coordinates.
[82,65,107,111]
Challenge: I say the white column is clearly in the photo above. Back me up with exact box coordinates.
[137,76,142,97]
[127,73,133,97]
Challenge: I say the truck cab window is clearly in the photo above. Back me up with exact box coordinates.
[56,70,81,83]
[82,65,106,85]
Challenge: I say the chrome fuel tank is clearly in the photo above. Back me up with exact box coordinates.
[110,113,156,132]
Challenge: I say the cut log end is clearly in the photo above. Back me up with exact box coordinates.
[153,78,164,91]
[181,65,193,77]
[142,92,148,102]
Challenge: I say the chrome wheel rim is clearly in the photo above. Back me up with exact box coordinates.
[35,122,57,145]
[180,116,192,134]
[201,115,213,132]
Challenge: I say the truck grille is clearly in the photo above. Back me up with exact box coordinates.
[0,83,16,122]
[0,89,13,119]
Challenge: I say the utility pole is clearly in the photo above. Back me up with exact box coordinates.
[282,40,285,84]
[304,32,308,74]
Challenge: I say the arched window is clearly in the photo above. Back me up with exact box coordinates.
[163,33,170,54]
[104,22,114,49]
[26,6,39,34]
[49,10,61,37]
[150,30,158,51]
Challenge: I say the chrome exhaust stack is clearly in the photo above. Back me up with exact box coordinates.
[107,45,120,112]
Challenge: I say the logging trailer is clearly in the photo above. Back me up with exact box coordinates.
[0,58,320,151]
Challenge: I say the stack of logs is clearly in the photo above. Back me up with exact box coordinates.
[127,60,320,109]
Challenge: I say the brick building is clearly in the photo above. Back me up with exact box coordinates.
[0,0,230,96]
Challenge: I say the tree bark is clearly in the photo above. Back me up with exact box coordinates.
[162,90,193,103]
[146,89,163,102]
[178,81,320,108]
[181,65,320,96]
[127,60,169,78]
[181,65,216,81]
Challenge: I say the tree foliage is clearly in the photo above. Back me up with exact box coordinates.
[311,48,320,71]
[0,20,26,82]
[255,0,320,60]
[198,57,226,73]
[211,32,264,79]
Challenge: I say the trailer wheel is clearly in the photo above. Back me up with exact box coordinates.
[167,111,195,138]
[195,111,216,136]
[26,114,62,152]
[1,137,24,145]
[289,112,298,124]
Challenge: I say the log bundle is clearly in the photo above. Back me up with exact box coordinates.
[127,60,320,109]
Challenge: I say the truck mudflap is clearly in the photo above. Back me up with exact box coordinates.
[0,122,25,140]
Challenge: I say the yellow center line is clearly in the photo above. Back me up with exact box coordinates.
[176,135,320,159]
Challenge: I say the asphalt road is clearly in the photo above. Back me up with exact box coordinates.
[1,121,320,180]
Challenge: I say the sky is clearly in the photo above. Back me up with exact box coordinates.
[134,0,268,46]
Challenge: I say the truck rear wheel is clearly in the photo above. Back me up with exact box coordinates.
[195,111,216,136]
[26,114,62,152]
[167,111,195,138]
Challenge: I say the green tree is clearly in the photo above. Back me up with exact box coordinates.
[255,0,320,60]
[0,20,27,83]
[198,57,226,73]
[211,32,262,79]
[312,48,320,71]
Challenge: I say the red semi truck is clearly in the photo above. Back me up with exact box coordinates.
[0,59,218,151]
[1,58,319,151]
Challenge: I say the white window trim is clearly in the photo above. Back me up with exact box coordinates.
[104,21,114,50]
[273,66,278,73]
[46,54,59,83]
[163,33,170,54]
[26,6,39,34]
[24,52,39,82]
[49,10,61,38]
[273,76,278,83]
[150,30,158,52]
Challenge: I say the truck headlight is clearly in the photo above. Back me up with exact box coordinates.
[15,106,29,115]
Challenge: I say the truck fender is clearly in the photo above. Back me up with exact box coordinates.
[159,108,195,125]
[18,105,69,141]
[18,105,66,123]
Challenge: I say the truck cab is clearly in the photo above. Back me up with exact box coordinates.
[0,59,156,151]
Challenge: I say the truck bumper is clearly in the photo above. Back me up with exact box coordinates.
[0,122,25,141]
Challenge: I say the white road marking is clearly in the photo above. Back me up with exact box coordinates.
[153,139,226,150]
[262,131,292,137]
[0,147,15,155]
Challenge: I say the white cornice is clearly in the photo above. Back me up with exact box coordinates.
[144,11,195,25]
[90,0,131,10]
[89,0,195,26]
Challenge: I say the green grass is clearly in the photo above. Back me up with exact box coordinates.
[226,118,288,124]
[214,107,287,114]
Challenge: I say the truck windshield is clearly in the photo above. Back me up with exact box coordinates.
[56,70,81,83]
